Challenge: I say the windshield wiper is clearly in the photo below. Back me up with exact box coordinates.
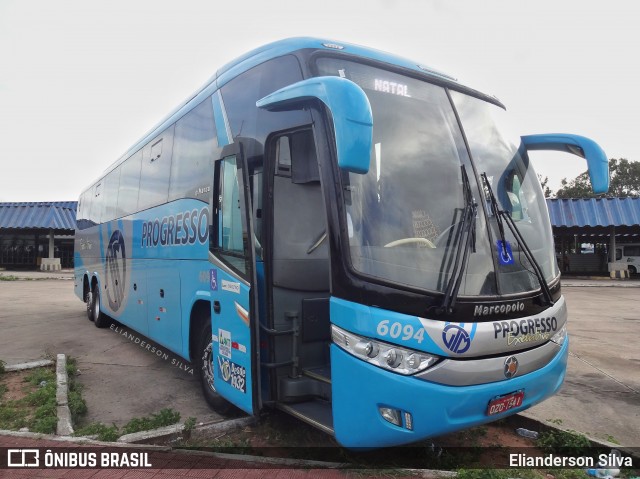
[435,166,477,315]
[481,172,554,306]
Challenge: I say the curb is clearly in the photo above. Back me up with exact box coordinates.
[117,416,257,443]
[4,359,54,372]
[517,412,640,460]
[55,354,74,436]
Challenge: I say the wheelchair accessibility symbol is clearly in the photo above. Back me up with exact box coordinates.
[496,240,514,265]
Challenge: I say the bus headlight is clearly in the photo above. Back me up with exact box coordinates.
[550,324,567,346]
[331,324,440,375]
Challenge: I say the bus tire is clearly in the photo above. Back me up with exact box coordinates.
[92,286,110,328]
[85,290,94,321]
[198,321,234,415]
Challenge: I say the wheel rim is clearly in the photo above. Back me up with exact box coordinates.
[86,291,92,314]
[201,342,217,393]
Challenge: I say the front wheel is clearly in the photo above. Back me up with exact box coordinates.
[198,321,235,414]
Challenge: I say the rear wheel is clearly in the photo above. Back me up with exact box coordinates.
[629,265,638,276]
[92,285,110,328]
[198,320,234,414]
[85,289,94,321]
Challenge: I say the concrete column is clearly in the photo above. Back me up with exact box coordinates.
[41,228,61,271]
[48,229,55,259]
[609,226,616,263]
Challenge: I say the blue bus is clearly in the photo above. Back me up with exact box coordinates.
[75,37,609,448]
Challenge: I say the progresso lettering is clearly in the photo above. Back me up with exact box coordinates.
[141,207,209,248]
[493,317,558,339]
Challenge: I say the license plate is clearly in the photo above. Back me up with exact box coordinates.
[486,390,524,416]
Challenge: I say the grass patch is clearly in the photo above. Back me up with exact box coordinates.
[536,429,592,456]
[65,357,87,423]
[456,470,590,479]
[74,422,120,442]
[0,359,5,375]
[0,367,57,433]
[75,408,181,442]
[0,274,20,281]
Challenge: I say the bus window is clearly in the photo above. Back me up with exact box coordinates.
[138,126,174,211]
[169,98,217,201]
[216,155,248,275]
[103,166,121,222]
[117,150,142,218]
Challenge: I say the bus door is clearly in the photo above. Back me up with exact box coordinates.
[209,149,260,415]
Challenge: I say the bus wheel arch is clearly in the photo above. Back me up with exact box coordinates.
[629,265,637,275]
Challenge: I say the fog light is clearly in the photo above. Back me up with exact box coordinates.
[379,407,402,426]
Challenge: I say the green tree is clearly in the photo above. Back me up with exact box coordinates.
[555,158,640,198]
[537,174,553,198]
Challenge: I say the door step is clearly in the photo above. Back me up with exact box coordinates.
[277,399,334,435]
[302,365,331,384]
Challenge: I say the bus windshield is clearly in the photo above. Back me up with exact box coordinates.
[315,58,557,297]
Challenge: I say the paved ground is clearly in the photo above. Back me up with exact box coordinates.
[0,273,220,429]
[1,271,639,448]
[524,284,640,446]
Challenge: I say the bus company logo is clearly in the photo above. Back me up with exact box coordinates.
[504,356,518,378]
[105,230,126,312]
[218,356,232,382]
[474,301,525,317]
[442,323,475,354]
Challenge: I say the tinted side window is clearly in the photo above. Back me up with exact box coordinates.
[138,126,174,211]
[77,191,92,230]
[117,150,142,217]
[103,166,121,222]
[624,246,640,256]
[221,55,309,158]
[89,181,104,225]
[169,99,216,201]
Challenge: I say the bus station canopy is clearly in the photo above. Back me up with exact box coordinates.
[0,202,77,234]
[546,197,640,237]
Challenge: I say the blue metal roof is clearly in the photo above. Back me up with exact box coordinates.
[546,197,640,228]
[0,202,77,232]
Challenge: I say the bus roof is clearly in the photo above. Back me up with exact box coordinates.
[99,37,495,183]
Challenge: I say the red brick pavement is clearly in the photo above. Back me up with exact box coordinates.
[0,434,424,479]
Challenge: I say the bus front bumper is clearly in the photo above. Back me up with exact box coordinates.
[330,338,568,448]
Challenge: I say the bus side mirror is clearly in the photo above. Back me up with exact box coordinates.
[257,76,373,174]
[521,134,609,194]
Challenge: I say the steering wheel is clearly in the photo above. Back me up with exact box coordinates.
[384,237,436,249]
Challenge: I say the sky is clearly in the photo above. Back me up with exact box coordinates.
[1,0,639,202]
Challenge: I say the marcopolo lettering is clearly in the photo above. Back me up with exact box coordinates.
[141,207,209,248]
[493,317,558,339]
[474,301,525,317]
